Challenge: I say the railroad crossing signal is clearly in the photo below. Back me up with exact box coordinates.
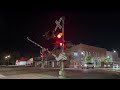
[54,17,63,31]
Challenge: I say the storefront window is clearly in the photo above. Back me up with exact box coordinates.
[74,52,78,56]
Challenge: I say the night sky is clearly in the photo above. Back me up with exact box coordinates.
[0,8,120,56]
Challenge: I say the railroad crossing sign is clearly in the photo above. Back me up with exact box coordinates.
[54,17,63,31]
[55,52,67,61]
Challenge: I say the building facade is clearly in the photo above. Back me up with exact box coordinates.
[106,51,113,62]
[43,43,107,68]
[68,43,107,68]
[16,58,33,66]
[112,51,120,65]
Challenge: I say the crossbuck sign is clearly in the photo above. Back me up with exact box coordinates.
[55,52,67,61]
[54,17,63,31]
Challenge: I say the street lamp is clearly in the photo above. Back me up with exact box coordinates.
[5,55,10,66]
[5,56,8,59]
[8,55,10,58]
[113,50,116,53]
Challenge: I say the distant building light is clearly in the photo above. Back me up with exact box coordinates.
[8,55,10,58]
[5,56,8,59]
[113,50,116,53]
[81,52,84,55]
[107,56,110,58]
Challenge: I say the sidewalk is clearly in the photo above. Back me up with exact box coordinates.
[0,74,6,78]
[0,73,59,79]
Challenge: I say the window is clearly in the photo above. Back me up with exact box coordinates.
[86,51,88,56]
[74,52,78,57]
[81,51,85,56]
[89,52,91,56]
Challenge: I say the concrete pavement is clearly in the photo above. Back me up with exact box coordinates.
[96,68,120,72]
[0,67,120,79]
[0,73,59,79]
[0,74,6,78]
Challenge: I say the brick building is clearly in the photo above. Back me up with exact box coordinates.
[106,50,120,65]
[43,43,107,68]
[112,51,120,65]
[66,43,107,68]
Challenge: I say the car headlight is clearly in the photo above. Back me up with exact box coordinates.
[116,65,119,68]
[104,65,106,67]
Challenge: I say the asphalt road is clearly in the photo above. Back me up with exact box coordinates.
[0,67,120,79]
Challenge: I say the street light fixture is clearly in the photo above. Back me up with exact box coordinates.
[81,52,84,55]
[5,55,10,66]
[8,55,10,58]
[5,56,8,59]
[113,50,116,53]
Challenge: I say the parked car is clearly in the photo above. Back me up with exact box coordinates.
[113,64,119,69]
[103,64,111,68]
[81,63,94,69]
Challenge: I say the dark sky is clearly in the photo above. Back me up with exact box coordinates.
[0,8,120,56]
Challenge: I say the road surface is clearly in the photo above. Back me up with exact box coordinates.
[0,66,120,79]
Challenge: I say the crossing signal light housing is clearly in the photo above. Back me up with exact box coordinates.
[55,41,66,50]
[55,41,63,46]
[60,42,63,46]
[55,32,66,50]
[57,33,63,39]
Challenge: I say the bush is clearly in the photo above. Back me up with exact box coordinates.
[85,56,92,63]
[103,57,110,64]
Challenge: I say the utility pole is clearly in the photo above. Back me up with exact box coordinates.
[41,48,44,68]
[59,16,65,78]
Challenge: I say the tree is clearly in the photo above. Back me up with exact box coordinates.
[10,51,21,65]
[66,53,72,60]
[0,51,8,65]
[85,56,92,63]
[43,30,56,40]
[65,41,73,49]
[103,57,110,64]
[0,58,5,65]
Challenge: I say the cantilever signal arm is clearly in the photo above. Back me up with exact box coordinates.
[26,37,58,59]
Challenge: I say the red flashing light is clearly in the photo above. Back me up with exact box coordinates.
[57,33,63,38]
[60,42,63,46]
[55,41,63,46]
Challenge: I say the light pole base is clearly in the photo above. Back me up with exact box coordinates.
[41,64,44,69]
[41,66,44,69]
[58,70,65,79]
